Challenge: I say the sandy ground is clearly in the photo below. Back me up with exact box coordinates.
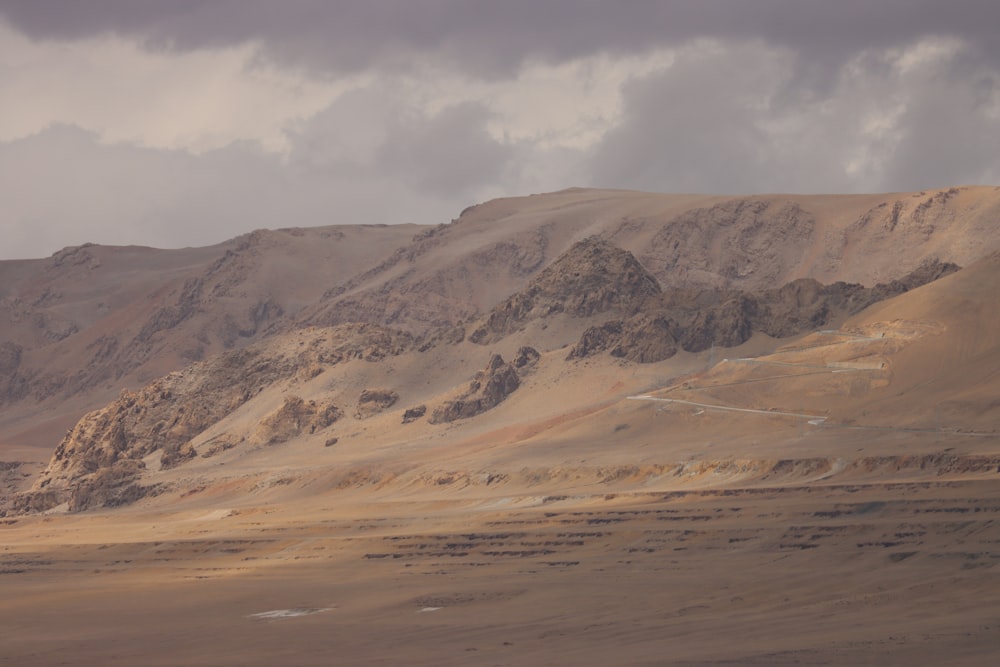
[2,465,999,666]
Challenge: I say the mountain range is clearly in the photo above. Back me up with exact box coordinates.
[3,185,1000,666]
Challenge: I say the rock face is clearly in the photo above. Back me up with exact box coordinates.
[16,323,411,512]
[867,258,961,302]
[469,238,660,344]
[355,389,400,419]
[431,348,540,423]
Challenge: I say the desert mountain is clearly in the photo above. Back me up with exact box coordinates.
[3,188,998,408]
[1,230,976,514]
[4,186,1000,666]
[2,185,999,477]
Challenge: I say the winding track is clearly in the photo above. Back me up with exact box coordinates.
[626,395,828,421]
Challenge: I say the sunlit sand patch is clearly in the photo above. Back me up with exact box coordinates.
[248,607,334,620]
[417,607,442,613]
[193,509,234,521]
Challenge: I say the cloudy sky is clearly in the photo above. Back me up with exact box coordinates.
[2,1,999,259]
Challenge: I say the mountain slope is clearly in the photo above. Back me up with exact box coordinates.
[3,184,1000,481]
[293,186,1000,333]
[6,243,977,515]
[0,225,420,452]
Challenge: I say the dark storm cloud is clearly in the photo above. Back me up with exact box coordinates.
[879,74,1000,190]
[4,1,1000,259]
[585,36,1000,194]
[587,44,782,195]
[4,1,1000,79]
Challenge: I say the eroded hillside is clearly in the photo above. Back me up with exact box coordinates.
[3,239,978,516]
[4,188,1000,667]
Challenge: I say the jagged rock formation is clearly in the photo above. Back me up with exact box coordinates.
[431,347,540,423]
[355,389,400,419]
[673,294,755,352]
[469,238,660,344]
[867,258,962,301]
[15,323,412,512]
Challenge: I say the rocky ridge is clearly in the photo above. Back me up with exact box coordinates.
[568,259,959,362]
[430,347,540,424]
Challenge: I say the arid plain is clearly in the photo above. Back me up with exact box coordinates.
[3,187,1000,665]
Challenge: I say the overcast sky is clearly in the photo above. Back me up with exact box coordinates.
[2,1,999,259]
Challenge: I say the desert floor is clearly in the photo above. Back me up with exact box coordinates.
[3,445,1000,666]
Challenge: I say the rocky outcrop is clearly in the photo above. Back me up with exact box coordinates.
[402,405,427,424]
[0,461,41,516]
[512,345,541,369]
[867,259,960,302]
[469,238,660,344]
[675,295,756,352]
[15,323,411,512]
[355,389,399,419]
[431,347,539,423]
[62,460,163,513]
[570,261,961,362]
[569,315,678,363]
[254,396,343,445]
